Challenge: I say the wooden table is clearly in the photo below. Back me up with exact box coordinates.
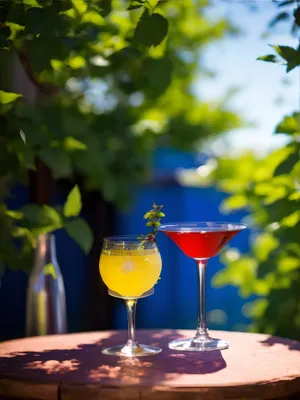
[0,330,300,400]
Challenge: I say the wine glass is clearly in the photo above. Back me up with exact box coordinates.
[159,222,246,351]
[99,235,162,357]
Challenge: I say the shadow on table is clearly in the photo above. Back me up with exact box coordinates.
[259,335,300,351]
[0,331,227,385]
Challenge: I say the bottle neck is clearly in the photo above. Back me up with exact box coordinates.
[35,233,57,269]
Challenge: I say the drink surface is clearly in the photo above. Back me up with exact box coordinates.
[99,248,162,298]
[164,229,241,258]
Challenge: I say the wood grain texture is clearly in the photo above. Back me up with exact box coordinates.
[1,330,300,400]
[60,385,140,400]
[0,378,58,400]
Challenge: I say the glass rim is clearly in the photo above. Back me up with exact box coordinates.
[103,235,152,244]
[158,221,247,232]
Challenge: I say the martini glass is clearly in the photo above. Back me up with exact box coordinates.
[159,222,246,351]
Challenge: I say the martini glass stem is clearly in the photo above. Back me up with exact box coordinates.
[125,299,137,347]
[195,259,209,341]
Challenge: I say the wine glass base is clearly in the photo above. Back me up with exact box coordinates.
[102,344,162,357]
[168,337,229,352]
[108,288,154,299]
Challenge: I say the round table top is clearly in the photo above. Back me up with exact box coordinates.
[0,329,300,400]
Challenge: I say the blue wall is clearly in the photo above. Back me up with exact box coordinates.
[0,149,251,340]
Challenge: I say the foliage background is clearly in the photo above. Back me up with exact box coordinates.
[0,0,242,273]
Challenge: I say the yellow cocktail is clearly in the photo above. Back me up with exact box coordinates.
[99,235,163,357]
[100,248,162,298]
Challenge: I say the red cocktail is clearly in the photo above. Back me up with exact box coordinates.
[159,222,246,351]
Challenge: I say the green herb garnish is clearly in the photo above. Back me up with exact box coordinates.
[139,203,165,246]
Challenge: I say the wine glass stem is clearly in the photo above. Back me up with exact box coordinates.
[125,299,137,346]
[195,259,209,340]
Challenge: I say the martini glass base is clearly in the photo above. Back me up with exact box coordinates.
[168,337,229,352]
[102,344,162,357]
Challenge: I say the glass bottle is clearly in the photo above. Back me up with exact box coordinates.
[26,233,67,336]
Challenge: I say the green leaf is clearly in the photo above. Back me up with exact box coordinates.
[294,6,300,27]
[128,4,143,10]
[5,210,23,219]
[272,45,297,60]
[38,147,72,178]
[27,37,68,73]
[65,218,93,254]
[128,0,145,10]
[63,185,82,218]
[0,90,22,104]
[273,144,298,176]
[277,0,294,6]
[287,60,300,73]
[68,55,86,69]
[72,0,88,15]
[99,0,111,16]
[134,11,168,47]
[221,194,248,212]
[291,160,300,180]
[268,12,289,28]
[253,233,279,262]
[243,299,268,319]
[255,184,288,205]
[289,192,300,201]
[23,0,42,8]
[81,11,105,26]
[271,45,300,72]
[254,146,296,181]
[64,137,87,151]
[278,257,300,273]
[142,57,173,98]
[285,243,300,258]
[43,263,56,279]
[257,54,279,63]
[25,6,68,36]
[12,226,32,239]
[280,211,300,227]
[27,39,51,73]
[148,0,160,7]
[275,113,300,135]
[22,204,62,229]
[5,21,24,40]
[213,257,257,298]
